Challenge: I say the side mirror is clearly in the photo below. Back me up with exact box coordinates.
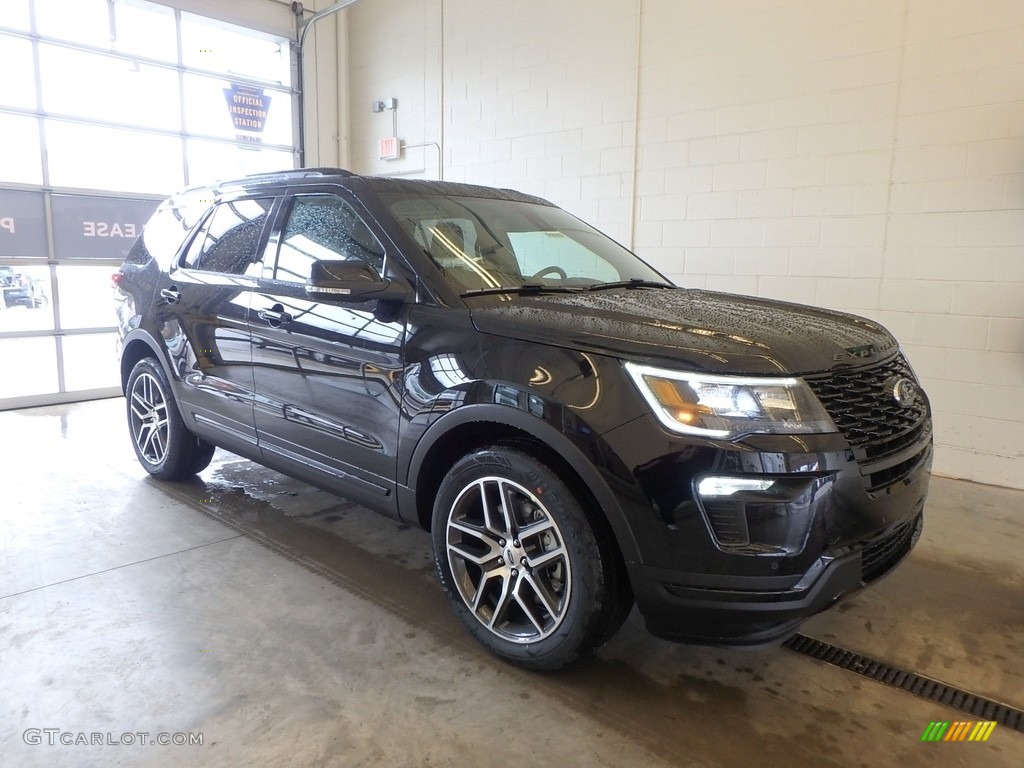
[305,260,408,303]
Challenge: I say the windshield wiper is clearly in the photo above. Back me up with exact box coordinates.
[587,279,675,292]
[460,284,583,298]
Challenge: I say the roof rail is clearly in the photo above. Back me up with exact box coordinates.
[240,167,356,182]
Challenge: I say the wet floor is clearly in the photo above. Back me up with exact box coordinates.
[1,398,1021,767]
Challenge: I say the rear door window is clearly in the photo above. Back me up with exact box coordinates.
[180,197,274,277]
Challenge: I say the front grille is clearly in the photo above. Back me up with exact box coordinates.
[861,516,919,583]
[864,447,930,494]
[805,354,928,449]
[805,354,931,493]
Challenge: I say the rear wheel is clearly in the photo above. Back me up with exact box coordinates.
[126,357,214,480]
[432,446,631,670]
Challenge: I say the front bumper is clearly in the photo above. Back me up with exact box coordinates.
[600,412,933,647]
[631,510,924,647]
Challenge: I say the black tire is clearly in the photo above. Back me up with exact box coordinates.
[186,440,217,475]
[431,446,631,670]
[125,357,215,480]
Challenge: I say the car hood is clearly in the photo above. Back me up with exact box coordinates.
[468,288,898,375]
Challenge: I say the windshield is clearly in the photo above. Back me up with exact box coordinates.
[379,192,670,294]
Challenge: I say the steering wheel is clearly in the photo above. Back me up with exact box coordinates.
[530,265,567,280]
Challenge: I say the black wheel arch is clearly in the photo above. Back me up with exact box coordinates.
[119,329,172,394]
[400,402,642,566]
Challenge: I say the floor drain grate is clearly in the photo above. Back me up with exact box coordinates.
[784,633,1024,733]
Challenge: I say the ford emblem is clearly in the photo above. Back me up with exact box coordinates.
[888,377,918,408]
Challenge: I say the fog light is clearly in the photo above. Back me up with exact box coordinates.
[694,475,831,554]
[697,477,776,497]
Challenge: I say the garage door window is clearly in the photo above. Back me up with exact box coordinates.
[0,0,295,410]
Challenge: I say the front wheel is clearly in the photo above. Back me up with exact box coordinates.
[432,446,631,670]
[126,357,215,480]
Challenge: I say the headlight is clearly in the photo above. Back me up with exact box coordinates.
[624,362,836,439]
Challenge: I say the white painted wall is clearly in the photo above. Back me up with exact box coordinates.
[341,0,1024,489]
[297,0,349,168]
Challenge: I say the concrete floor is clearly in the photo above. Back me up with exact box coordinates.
[1,398,1021,768]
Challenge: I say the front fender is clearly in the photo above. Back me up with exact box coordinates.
[401,397,643,565]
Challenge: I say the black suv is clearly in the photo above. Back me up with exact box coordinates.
[115,168,932,670]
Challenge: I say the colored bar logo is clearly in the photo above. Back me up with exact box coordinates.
[921,721,997,742]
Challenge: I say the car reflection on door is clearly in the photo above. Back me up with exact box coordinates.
[249,286,405,503]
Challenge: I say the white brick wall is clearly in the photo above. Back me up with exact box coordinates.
[344,0,1024,489]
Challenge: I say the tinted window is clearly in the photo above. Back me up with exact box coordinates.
[181,197,273,276]
[274,194,384,283]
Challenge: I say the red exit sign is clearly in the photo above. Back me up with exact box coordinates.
[379,136,401,160]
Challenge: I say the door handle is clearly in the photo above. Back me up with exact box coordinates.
[160,287,180,304]
[257,306,292,325]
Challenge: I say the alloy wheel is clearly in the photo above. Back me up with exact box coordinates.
[129,371,170,465]
[445,476,572,643]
